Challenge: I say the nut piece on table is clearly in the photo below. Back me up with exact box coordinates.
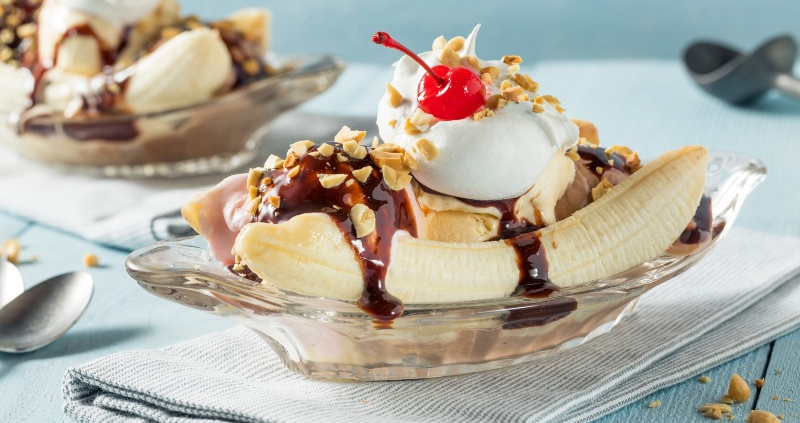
[727,373,751,403]
[755,378,765,388]
[2,238,20,264]
[702,407,722,420]
[746,410,781,423]
[699,404,732,414]
[698,376,712,383]
[83,253,100,267]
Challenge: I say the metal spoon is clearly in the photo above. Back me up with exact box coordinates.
[0,261,25,309]
[0,272,93,353]
[684,35,800,105]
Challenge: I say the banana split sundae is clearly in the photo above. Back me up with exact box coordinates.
[0,0,276,165]
[183,26,710,322]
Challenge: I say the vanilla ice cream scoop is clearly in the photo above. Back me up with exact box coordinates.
[376,25,578,201]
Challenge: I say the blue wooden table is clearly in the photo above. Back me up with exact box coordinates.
[1,210,798,423]
[3,1,800,420]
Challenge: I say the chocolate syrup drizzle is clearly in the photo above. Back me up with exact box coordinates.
[255,144,416,321]
[238,142,711,325]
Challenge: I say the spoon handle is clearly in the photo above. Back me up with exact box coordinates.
[774,74,800,100]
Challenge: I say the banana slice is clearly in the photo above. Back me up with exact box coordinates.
[234,146,708,303]
[125,27,233,112]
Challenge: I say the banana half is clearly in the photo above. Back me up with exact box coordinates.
[234,146,708,304]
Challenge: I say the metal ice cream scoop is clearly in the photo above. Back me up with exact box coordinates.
[684,35,800,105]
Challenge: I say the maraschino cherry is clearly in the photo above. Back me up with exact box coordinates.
[372,31,486,121]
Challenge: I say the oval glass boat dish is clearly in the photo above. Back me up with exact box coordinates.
[126,151,765,380]
[0,54,345,178]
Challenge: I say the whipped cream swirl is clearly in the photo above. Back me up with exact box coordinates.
[376,25,578,201]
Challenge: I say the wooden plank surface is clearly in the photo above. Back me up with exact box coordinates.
[756,330,800,421]
[0,212,30,240]
[0,224,234,423]
[596,344,771,422]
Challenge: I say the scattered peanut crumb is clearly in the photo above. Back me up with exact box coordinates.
[699,376,712,383]
[342,140,368,159]
[700,404,732,414]
[385,83,403,107]
[242,59,260,76]
[512,73,539,92]
[783,398,796,402]
[2,238,20,264]
[746,410,781,423]
[289,140,314,156]
[438,47,460,68]
[648,400,661,408]
[473,109,494,121]
[349,204,376,238]
[267,196,281,208]
[481,66,501,80]
[415,138,439,161]
[372,136,380,148]
[728,374,751,403]
[410,109,436,128]
[778,415,785,420]
[245,197,260,215]
[334,126,366,143]
[381,165,412,191]
[318,174,347,189]
[444,36,464,51]
[387,118,397,127]
[463,55,480,70]
[283,153,298,168]
[403,151,418,171]
[431,35,446,50]
[317,143,335,157]
[287,166,301,179]
[352,167,372,184]
[403,118,421,135]
[264,154,284,169]
[502,55,522,65]
[336,153,349,162]
[247,168,264,189]
[704,407,723,420]
[83,253,99,268]
[721,395,735,404]
[370,149,406,172]
[755,378,765,388]
[773,396,780,400]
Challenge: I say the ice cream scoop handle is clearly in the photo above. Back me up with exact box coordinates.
[774,73,800,100]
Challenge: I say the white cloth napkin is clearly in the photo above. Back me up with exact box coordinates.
[63,228,800,423]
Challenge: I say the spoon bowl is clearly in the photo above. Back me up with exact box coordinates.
[0,272,93,353]
[684,35,800,104]
[0,261,25,309]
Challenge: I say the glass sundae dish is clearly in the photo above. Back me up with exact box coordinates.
[127,26,765,380]
[0,0,343,176]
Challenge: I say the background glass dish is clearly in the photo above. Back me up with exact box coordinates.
[0,54,344,178]
[126,151,765,381]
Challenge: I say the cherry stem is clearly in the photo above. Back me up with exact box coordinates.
[372,31,445,86]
